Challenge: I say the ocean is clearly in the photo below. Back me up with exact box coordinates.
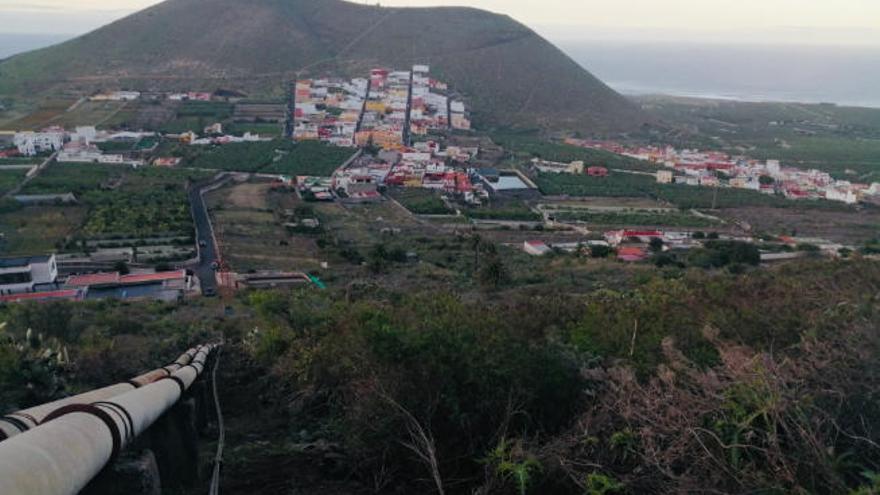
[2,33,879,108]
[558,41,880,108]
[0,33,71,59]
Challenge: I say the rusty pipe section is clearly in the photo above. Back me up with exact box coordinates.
[0,345,202,441]
[0,343,218,495]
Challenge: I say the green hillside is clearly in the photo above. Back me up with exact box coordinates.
[0,0,648,132]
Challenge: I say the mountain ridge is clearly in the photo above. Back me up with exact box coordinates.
[0,0,649,132]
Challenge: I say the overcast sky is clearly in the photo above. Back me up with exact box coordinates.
[1,0,878,45]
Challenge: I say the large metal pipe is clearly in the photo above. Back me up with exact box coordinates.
[0,346,203,441]
[0,343,218,495]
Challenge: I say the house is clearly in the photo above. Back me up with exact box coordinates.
[0,289,83,304]
[204,123,223,135]
[532,158,584,175]
[91,91,141,101]
[153,157,182,167]
[605,230,664,246]
[524,241,552,256]
[657,170,674,184]
[57,142,104,163]
[0,255,59,294]
[617,246,648,262]
[66,270,191,302]
[14,131,65,156]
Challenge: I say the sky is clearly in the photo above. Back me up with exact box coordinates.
[0,0,878,46]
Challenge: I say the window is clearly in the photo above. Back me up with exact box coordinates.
[0,271,33,285]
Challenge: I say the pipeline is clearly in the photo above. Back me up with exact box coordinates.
[0,345,202,441]
[0,343,219,495]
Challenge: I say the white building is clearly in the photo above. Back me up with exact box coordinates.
[71,126,97,145]
[14,131,65,156]
[524,241,552,256]
[0,255,58,294]
[656,170,674,184]
[57,143,104,163]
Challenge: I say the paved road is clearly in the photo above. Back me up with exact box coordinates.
[187,181,222,295]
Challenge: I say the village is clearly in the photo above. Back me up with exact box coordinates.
[564,138,880,205]
[0,63,878,305]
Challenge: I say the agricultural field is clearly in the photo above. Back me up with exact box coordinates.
[50,100,129,128]
[535,171,857,211]
[2,98,76,130]
[719,205,880,243]
[0,169,29,195]
[388,188,452,215]
[535,171,658,198]
[493,131,659,172]
[548,207,722,228]
[262,141,355,176]
[0,205,88,255]
[21,163,210,239]
[181,140,354,175]
[635,96,880,179]
[21,163,124,195]
[225,122,283,137]
[206,181,322,272]
[0,158,41,166]
[464,200,541,221]
[159,101,234,134]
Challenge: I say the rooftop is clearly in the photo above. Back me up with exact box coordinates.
[0,255,53,269]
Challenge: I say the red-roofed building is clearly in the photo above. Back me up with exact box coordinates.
[66,273,121,287]
[66,270,189,289]
[605,229,664,246]
[0,289,83,304]
[617,246,648,262]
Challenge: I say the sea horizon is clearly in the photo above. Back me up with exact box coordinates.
[2,32,879,109]
[559,40,880,109]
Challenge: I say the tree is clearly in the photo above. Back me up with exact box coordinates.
[113,261,130,275]
[479,255,509,290]
[649,237,664,253]
[590,245,614,258]
[759,175,776,186]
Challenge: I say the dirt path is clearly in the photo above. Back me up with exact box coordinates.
[211,345,368,495]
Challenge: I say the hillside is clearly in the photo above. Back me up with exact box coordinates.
[0,0,648,132]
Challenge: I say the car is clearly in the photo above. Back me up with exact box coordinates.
[199,240,208,248]
[203,287,217,297]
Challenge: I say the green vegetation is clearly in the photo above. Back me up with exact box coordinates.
[552,209,720,228]
[234,260,880,493]
[226,122,283,137]
[177,140,353,175]
[636,96,880,179]
[22,163,123,196]
[0,0,644,132]
[263,141,355,176]
[465,200,541,221]
[0,169,28,195]
[536,172,657,198]
[493,132,657,172]
[535,172,855,211]
[390,188,452,215]
[21,163,209,238]
[0,158,39,165]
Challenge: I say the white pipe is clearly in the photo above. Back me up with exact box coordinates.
[0,346,204,441]
[0,344,217,495]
